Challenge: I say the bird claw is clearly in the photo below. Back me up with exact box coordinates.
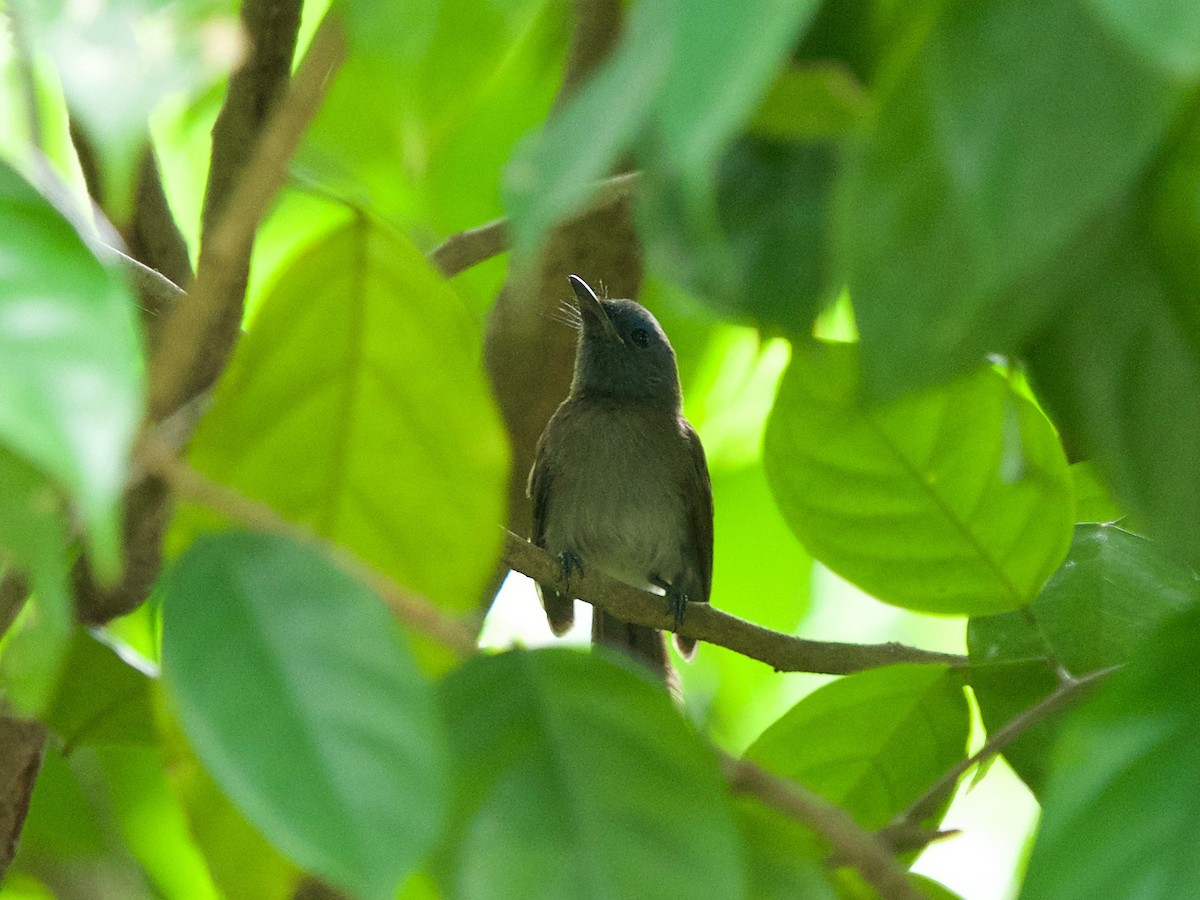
[652,575,688,631]
[558,551,584,586]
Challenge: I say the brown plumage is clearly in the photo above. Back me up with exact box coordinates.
[528,276,713,683]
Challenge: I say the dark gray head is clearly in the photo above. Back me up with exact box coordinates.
[566,275,682,411]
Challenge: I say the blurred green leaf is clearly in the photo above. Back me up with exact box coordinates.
[1069,462,1123,525]
[650,0,821,179]
[310,0,560,234]
[764,341,1073,616]
[504,0,672,258]
[841,0,1190,397]
[0,448,71,714]
[1024,197,1200,568]
[0,159,143,577]
[17,749,108,862]
[749,64,866,142]
[83,746,222,900]
[185,218,509,613]
[644,137,841,335]
[506,0,818,258]
[1020,604,1200,899]
[969,524,1198,794]
[1086,0,1200,75]
[745,665,969,830]
[437,648,745,900]
[732,800,836,900]
[162,532,448,898]
[164,740,297,900]
[27,0,238,206]
[42,630,156,750]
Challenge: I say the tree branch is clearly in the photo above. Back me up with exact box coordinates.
[147,12,345,420]
[136,432,478,656]
[721,754,922,900]
[504,535,966,675]
[0,717,44,882]
[0,571,29,643]
[877,664,1117,852]
[429,172,640,278]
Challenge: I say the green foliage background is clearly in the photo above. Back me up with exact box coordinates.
[1,0,1199,897]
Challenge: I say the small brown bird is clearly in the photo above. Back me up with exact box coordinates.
[528,275,713,680]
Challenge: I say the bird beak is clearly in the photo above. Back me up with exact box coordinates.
[569,274,623,344]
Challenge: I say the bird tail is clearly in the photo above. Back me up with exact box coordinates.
[592,609,679,698]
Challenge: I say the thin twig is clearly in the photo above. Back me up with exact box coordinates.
[430,172,640,278]
[147,15,346,420]
[721,754,922,900]
[504,535,966,675]
[879,664,1118,850]
[136,433,478,656]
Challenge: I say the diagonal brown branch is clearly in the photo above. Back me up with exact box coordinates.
[878,663,1116,853]
[504,535,966,675]
[722,754,922,900]
[137,433,478,655]
[147,13,346,421]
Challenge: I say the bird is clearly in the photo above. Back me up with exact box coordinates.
[527,274,713,681]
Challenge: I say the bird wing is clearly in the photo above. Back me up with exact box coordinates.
[528,419,576,635]
[681,421,714,604]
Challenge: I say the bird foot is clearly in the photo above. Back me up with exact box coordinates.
[558,550,584,587]
[651,576,688,631]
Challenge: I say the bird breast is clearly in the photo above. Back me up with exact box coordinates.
[541,401,690,590]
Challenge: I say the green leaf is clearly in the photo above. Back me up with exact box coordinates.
[1024,200,1200,568]
[162,532,447,898]
[764,341,1073,615]
[83,746,223,900]
[732,800,836,900]
[749,64,867,142]
[1020,604,1200,899]
[0,159,143,576]
[694,463,813,747]
[1086,0,1200,76]
[0,448,72,715]
[644,137,841,336]
[29,0,237,207]
[186,218,509,612]
[841,0,1189,397]
[437,648,746,900]
[969,524,1199,794]
[504,0,673,258]
[309,0,561,238]
[649,0,821,179]
[745,665,969,830]
[505,0,819,258]
[42,630,156,750]
[1069,462,1123,525]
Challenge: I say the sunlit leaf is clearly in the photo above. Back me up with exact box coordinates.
[969,524,1199,794]
[745,665,969,829]
[185,218,509,613]
[84,746,222,900]
[0,159,143,576]
[764,341,1072,615]
[438,648,745,900]
[162,532,447,897]
[29,0,239,204]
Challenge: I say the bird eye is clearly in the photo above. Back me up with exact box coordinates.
[630,328,650,347]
